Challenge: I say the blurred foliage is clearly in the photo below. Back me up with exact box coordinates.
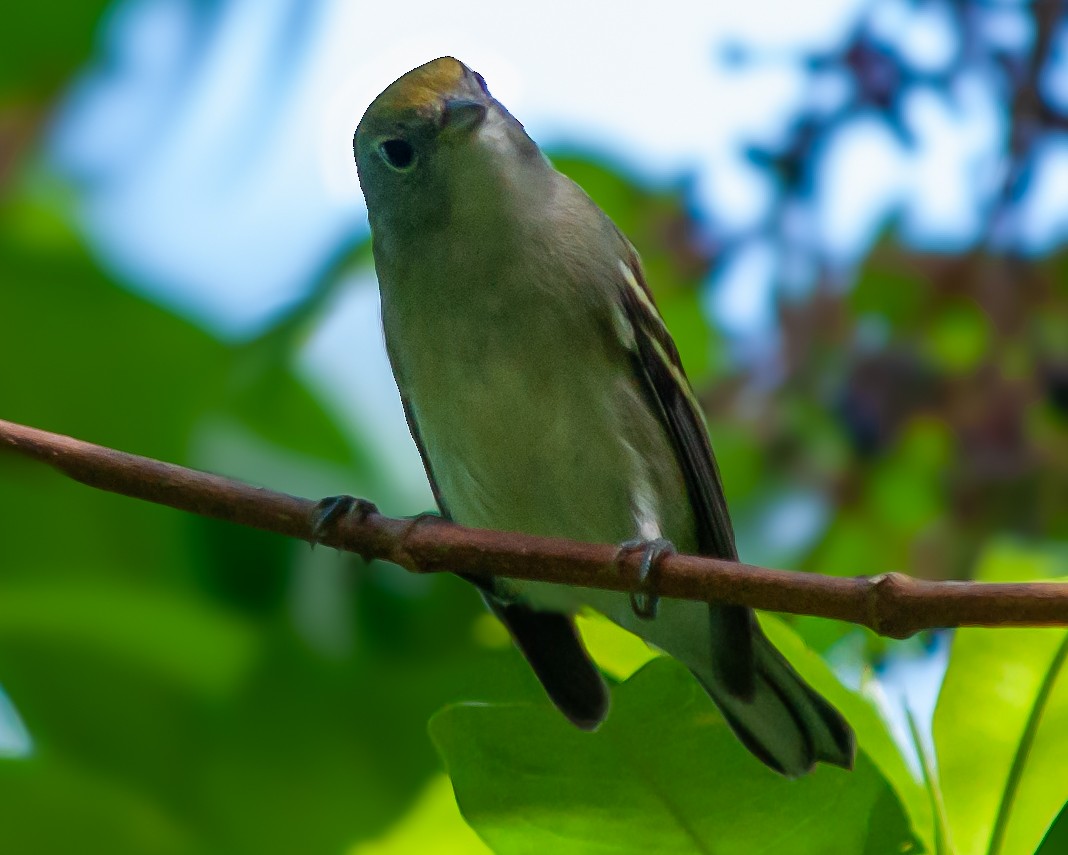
[2,0,1068,854]
[696,0,1068,593]
[1,3,117,101]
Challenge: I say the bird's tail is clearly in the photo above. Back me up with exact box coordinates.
[690,605,855,777]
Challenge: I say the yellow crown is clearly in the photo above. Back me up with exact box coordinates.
[374,57,467,115]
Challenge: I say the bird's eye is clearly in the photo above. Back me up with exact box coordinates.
[378,139,416,171]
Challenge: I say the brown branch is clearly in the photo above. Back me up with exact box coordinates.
[2,417,1067,639]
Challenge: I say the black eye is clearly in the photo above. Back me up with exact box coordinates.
[379,139,415,171]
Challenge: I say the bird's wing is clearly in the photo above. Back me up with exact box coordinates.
[616,249,755,695]
[399,395,609,727]
[615,250,738,559]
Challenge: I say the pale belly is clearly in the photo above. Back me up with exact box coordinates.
[394,323,697,614]
[380,257,696,615]
[422,378,633,540]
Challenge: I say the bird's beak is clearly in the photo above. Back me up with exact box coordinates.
[441,98,487,133]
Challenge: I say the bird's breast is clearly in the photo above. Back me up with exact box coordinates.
[386,282,639,545]
[377,220,694,558]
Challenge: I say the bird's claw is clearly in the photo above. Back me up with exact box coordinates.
[310,495,378,548]
[618,537,676,621]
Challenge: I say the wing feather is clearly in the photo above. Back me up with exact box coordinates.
[616,251,755,696]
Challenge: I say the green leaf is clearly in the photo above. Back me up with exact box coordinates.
[431,658,919,855]
[808,511,905,578]
[906,707,951,855]
[934,588,1068,855]
[704,424,766,505]
[0,583,258,697]
[1036,801,1068,855]
[922,303,990,374]
[865,422,947,537]
[349,775,491,855]
[932,541,1068,855]
[0,4,113,99]
[575,611,659,681]
[0,755,198,855]
[849,261,926,329]
[657,287,714,385]
[759,616,932,849]
[973,540,1068,583]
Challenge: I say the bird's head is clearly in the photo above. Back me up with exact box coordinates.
[354,57,541,237]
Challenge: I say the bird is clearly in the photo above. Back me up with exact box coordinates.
[350,56,855,777]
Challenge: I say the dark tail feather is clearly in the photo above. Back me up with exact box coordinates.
[696,607,855,777]
[486,598,609,730]
[708,603,755,700]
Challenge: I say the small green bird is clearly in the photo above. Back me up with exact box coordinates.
[352,57,854,776]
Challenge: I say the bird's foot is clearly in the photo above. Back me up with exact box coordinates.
[310,495,379,548]
[617,537,676,621]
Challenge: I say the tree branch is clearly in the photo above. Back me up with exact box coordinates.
[2,417,1067,638]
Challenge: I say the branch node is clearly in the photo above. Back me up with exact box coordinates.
[866,572,917,639]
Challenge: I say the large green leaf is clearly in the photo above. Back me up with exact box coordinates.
[431,658,919,855]
[933,543,1068,855]
[934,627,1068,855]
[759,616,931,847]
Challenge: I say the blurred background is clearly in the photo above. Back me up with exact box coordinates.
[2,0,1067,852]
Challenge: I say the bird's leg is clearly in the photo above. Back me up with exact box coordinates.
[617,537,676,621]
[310,495,379,547]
